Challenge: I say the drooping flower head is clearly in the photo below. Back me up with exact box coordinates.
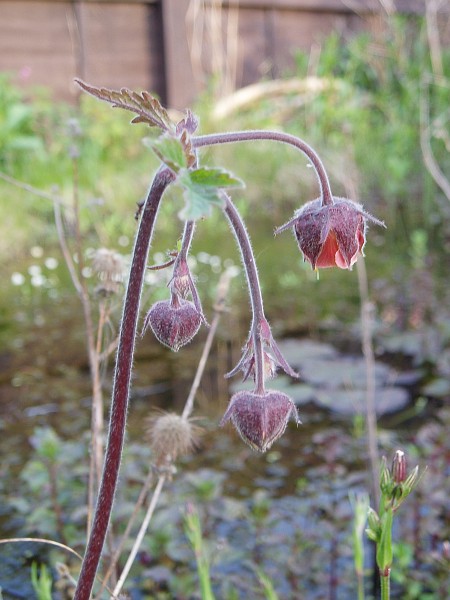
[220,389,300,452]
[276,197,385,270]
[142,295,202,352]
[143,253,206,351]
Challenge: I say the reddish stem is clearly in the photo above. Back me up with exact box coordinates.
[73,167,175,600]
[223,193,266,395]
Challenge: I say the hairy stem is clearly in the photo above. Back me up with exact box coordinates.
[223,193,266,394]
[178,220,195,261]
[194,130,334,206]
[94,469,154,598]
[73,167,175,600]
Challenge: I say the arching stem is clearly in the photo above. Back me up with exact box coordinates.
[194,130,334,206]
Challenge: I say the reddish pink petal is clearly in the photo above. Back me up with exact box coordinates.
[316,231,341,268]
[334,248,350,269]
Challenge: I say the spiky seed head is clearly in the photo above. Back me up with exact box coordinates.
[146,412,200,466]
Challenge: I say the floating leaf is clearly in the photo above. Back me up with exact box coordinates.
[177,167,244,221]
[315,387,409,416]
[75,79,175,131]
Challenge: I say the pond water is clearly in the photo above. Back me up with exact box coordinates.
[0,238,449,599]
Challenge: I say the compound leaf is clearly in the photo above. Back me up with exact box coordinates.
[75,79,175,132]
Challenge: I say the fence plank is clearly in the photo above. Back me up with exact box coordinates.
[162,0,197,110]
[0,1,163,101]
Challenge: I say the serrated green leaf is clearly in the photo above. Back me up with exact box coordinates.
[179,182,225,221]
[75,79,175,131]
[147,135,188,172]
[188,167,244,190]
[177,167,244,221]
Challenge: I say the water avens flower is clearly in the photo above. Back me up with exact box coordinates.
[220,389,300,452]
[146,412,200,467]
[142,295,202,351]
[276,197,385,270]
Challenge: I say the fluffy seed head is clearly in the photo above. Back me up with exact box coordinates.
[91,248,124,295]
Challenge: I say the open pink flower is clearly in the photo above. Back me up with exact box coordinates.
[220,389,300,452]
[276,197,385,270]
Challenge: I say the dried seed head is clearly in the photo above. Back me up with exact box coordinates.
[92,248,124,295]
[146,412,200,467]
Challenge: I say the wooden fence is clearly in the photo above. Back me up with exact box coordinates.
[0,0,448,109]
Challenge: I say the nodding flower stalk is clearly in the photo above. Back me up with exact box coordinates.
[73,166,175,600]
[222,193,266,394]
[220,192,300,452]
[142,219,207,352]
[194,131,385,272]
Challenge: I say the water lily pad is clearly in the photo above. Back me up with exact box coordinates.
[276,338,338,367]
[378,330,437,365]
[299,356,392,389]
[315,387,409,416]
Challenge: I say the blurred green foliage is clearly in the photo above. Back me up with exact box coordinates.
[30,562,53,600]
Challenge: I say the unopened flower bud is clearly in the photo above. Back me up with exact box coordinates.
[403,465,420,496]
[142,297,202,352]
[392,450,407,484]
[366,507,381,543]
[220,389,300,452]
[379,457,393,496]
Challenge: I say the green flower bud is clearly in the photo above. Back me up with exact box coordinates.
[366,507,381,543]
